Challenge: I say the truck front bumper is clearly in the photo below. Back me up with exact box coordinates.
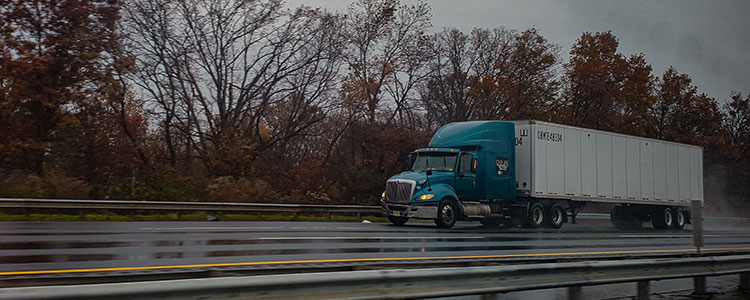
[380,199,438,219]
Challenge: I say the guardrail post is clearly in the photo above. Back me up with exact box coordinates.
[567,286,582,300]
[637,280,650,300]
[693,276,707,295]
[691,200,703,254]
[79,209,85,220]
[740,272,750,291]
[479,293,497,300]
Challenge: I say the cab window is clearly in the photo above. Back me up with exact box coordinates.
[459,153,474,173]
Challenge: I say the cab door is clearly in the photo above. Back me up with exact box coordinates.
[455,152,477,200]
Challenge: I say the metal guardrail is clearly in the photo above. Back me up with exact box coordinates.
[2,198,749,221]
[0,198,381,217]
[3,255,750,300]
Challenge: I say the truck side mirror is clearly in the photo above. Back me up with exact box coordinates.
[407,154,413,170]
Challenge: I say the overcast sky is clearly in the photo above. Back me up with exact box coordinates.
[287,0,750,103]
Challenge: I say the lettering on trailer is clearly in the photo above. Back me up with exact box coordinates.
[515,129,529,146]
[537,131,563,143]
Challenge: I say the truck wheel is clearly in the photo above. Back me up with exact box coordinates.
[525,202,545,229]
[387,215,409,226]
[435,200,457,228]
[673,208,686,230]
[652,207,674,229]
[546,203,565,229]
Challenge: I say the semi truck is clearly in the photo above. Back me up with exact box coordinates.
[380,120,704,229]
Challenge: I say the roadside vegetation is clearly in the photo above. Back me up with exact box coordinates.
[0,211,385,223]
[1,0,748,216]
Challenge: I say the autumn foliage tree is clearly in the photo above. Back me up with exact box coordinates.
[651,67,724,149]
[0,0,120,174]
[723,93,750,159]
[0,1,748,212]
[0,0,149,199]
[420,27,559,125]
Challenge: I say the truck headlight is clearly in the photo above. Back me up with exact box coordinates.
[419,194,435,200]
[381,192,386,199]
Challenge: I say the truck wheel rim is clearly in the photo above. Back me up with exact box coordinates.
[553,208,563,225]
[677,212,685,225]
[533,207,543,224]
[665,210,673,225]
[442,205,454,223]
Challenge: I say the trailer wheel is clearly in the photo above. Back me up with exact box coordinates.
[387,215,409,226]
[673,208,686,230]
[652,207,674,229]
[525,202,545,229]
[435,200,457,228]
[547,203,565,229]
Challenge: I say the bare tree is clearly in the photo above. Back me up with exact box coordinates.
[124,0,343,176]
[341,0,431,125]
[419,27,515,125]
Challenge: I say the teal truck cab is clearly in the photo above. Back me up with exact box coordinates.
[381,120,703,229]
[381,121,526,228]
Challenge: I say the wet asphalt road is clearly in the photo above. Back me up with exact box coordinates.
[2,215,750,288]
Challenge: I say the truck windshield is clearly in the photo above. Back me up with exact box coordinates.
[411,153,458,172]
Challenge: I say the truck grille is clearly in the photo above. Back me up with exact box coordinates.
[385,180,415,203]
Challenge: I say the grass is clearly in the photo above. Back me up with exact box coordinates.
[0,211,386,223]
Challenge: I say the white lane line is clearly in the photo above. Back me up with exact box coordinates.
[258,236,485,240]
[619,234,721,238]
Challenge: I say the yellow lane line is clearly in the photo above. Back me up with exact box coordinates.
[3,247,750,276]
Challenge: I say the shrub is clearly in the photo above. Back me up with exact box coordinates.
[43,168,92,199]
[204,176,277,203]
[0,171,46,198]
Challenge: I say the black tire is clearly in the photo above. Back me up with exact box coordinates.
[525,202,545,229]
[673,208,686,230]
[435,200,458,228]
[652,207,674,229]
[546,203,565,229]
[479,217,501,227]
[387,215,408,226]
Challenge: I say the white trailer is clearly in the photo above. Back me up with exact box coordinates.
[512,120,703,229]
